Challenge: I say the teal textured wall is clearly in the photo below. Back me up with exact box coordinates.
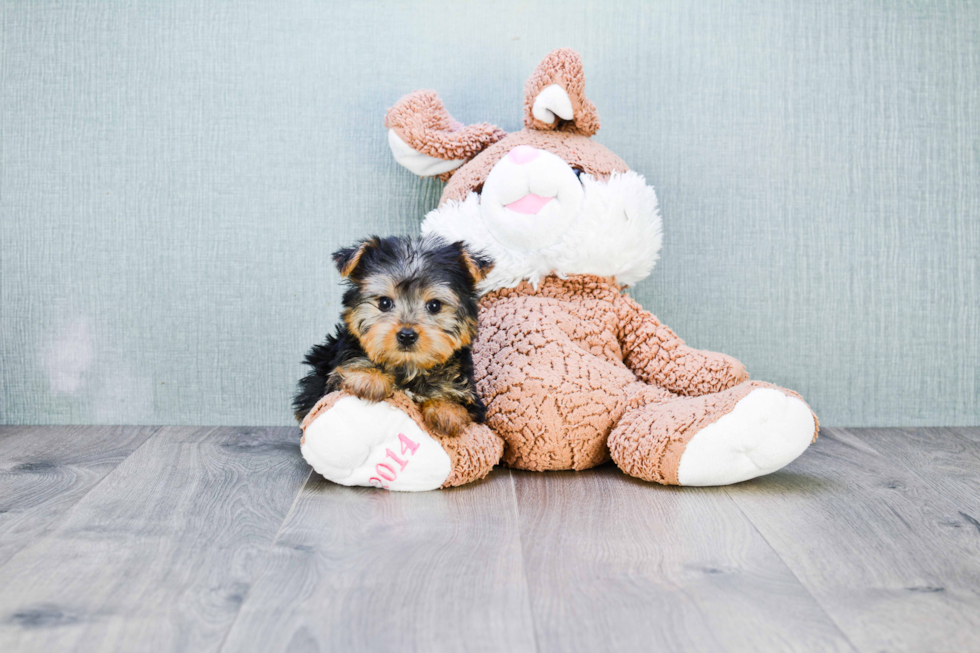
[1,1,978,426]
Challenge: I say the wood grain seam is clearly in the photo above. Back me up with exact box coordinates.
[508,469,543,653]
[215,466,313,653]
[0,425,163,576]
[721,437,863,653]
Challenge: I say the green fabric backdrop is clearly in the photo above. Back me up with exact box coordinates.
[2,0,977,426]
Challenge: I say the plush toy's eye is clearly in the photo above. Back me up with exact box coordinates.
[573,168,585,183]
[378,297,394,311]
[425,299,443,314]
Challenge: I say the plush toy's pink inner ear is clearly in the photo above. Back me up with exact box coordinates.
[523,48,600,137]
[385,90,507,178]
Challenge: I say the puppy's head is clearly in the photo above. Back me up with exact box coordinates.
[333,235,492,373]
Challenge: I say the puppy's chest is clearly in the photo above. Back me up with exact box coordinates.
[394,365,466,402]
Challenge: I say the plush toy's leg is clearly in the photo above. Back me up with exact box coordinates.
[300,392,503,491]
[608,381,817,486]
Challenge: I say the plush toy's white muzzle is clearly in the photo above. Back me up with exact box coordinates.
[479,146,584,252]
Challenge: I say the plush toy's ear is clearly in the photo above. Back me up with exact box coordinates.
[385,90,507,178]
[455,243,494,284]
[332,237,379,278]
[523,48,600,137]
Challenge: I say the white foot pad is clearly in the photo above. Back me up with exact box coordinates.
[677,388,815,487]
[300,397,451,492]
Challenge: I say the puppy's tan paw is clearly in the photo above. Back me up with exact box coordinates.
[338,367,394,403]
[422,399,472,437]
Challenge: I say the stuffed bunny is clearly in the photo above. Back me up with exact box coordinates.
[300,49,817,491]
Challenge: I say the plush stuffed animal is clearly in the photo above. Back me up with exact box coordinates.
[300,49,818,491]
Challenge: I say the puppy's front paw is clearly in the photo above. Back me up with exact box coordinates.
[422,399,472,437]
[338,367,394,403]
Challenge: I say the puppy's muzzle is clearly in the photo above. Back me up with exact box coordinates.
[396,328,419,348]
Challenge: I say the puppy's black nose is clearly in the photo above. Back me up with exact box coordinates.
[396,328,418,346]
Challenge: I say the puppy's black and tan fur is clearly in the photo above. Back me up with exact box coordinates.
[293,235,493,437]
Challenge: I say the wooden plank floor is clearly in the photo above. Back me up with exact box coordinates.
[1,426,978,652]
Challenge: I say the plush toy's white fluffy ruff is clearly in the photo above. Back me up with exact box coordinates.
[422,171,663,294]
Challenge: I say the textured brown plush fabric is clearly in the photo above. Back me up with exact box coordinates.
[385,90,507,162]
[300,391,503,488]
[472,274,816,479]
[617,294,749,395]
[522,48,601,136]
[439,129,628,205]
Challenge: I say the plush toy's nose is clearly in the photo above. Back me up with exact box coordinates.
[507,145,540,165]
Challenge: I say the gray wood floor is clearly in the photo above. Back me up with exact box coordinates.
[1,426,978,652]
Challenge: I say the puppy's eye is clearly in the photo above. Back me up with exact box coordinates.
[425,299,443,314]
[573,168,585,182]
[378,297,394,311]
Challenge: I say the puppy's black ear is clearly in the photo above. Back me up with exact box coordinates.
[455,242,494,284]
[332,237,379,278]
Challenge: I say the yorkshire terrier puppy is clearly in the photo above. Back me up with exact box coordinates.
[293,235,493,437]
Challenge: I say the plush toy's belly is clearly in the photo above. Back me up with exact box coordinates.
[473,281,642,471]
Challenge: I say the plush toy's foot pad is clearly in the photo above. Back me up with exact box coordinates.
[676,388,815,486]
[609,381,817,486]
[300,396,451,492]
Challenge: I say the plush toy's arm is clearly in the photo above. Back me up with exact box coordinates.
[616,294,748,396]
